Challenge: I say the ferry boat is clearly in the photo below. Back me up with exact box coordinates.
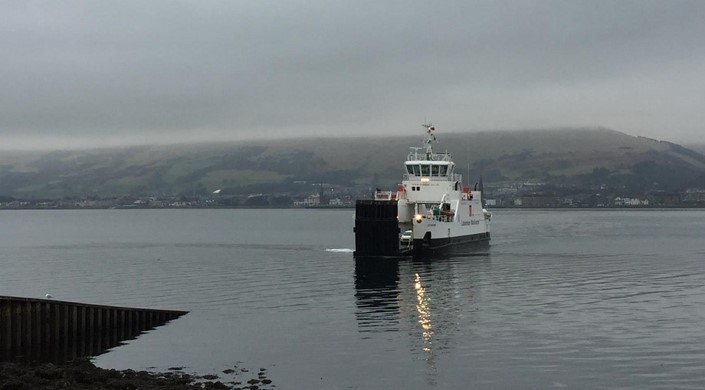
[354,124,491,258]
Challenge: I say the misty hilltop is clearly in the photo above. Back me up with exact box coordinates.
[1,127,704,200]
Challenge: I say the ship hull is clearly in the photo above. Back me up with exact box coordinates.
[412,232,490,257]
[353,199,490,259]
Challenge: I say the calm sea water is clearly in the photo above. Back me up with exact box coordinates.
[1,209,705,389]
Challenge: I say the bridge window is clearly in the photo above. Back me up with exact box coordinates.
[439,165,448,176]
[431,165,439,176]
[406,165,414,175]
[413,165,420,176]
[421,164,430,176]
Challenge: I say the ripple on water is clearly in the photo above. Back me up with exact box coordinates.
[3,209,705,389]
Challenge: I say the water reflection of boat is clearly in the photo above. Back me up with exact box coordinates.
[354,259,401,333]
[354,253,490,385]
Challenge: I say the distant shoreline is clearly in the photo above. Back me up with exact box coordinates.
[1,205,704,211]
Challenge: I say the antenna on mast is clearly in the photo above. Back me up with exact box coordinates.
[421,122,438,155]
[466,139,470,187]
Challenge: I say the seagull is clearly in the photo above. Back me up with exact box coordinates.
[45,293,53,299]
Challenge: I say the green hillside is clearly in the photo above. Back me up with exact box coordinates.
[1,128,704,199]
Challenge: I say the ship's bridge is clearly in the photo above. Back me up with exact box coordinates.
[403,149,459,182]
[404,161,458,181]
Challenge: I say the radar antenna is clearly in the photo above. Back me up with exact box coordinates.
[421,123,438,155]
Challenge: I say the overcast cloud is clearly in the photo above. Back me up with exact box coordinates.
[1,0,704,149]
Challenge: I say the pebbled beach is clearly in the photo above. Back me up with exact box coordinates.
[0,358,274,390]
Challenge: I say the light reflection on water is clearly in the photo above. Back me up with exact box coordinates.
[354,254,490,387]
[414,272,433,354]
[1,209,705,389]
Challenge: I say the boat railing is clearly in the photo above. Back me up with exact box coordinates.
[374,191,397,201]
[407,151,453,161]
[402,173,462,181]
[374,190,406,200]
[429,214,454,223]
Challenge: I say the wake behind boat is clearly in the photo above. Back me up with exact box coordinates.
[354,124,491,258]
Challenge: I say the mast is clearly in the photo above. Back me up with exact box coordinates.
[422,123,437,157]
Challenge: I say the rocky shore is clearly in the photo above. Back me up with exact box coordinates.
[0,358,274,390]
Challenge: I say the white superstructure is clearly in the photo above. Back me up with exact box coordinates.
[375,124,491,253]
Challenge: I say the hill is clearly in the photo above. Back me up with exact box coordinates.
[687,144,705,155]
[1,128,704,200]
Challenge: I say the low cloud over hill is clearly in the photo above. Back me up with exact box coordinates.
[1,128,704,200]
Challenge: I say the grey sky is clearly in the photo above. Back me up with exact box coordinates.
[1,0,704,149]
